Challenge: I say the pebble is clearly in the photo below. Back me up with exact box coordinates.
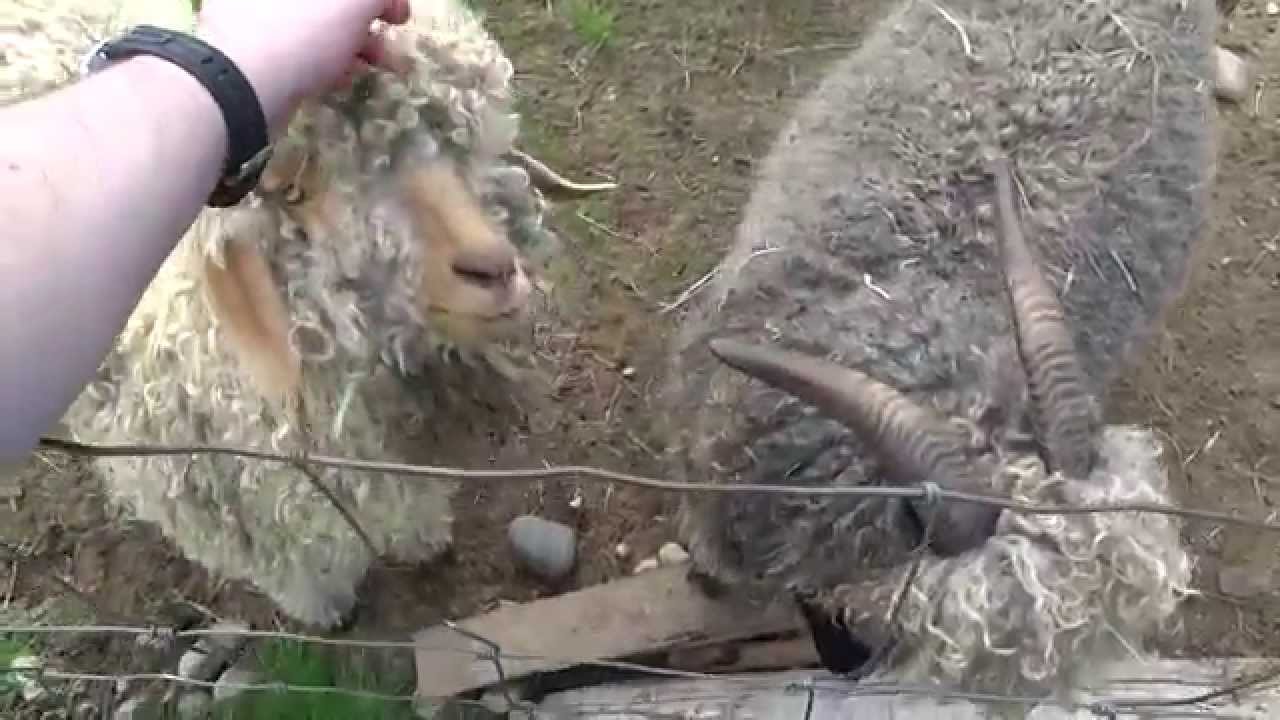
[1268,1,1279,16]
[179,620,251,681]
[1219,564,1273,598]
[633,556,660,574]
[508,515,577,582]
[213,658,262,704]
[658,542,690,566]
[113,696,162,720]
[614,542,631,559]
[1214,46,1254,104]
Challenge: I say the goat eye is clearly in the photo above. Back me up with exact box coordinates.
[452,263,509,288]
[451,247,518,289]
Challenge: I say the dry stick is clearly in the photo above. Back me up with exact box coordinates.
[288,458,379,558]
[444,620,528,715]
[37,436,1280,534]
[863,503,940,673]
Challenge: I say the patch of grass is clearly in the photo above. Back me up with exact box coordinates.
[212,640,418,720]
[563,0,617,49]
[0,634,36,706]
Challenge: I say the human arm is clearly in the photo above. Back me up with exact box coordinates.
[0,0,411,465]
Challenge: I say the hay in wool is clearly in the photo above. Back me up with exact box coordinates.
[662,0,1215,703]
[6,0,607,628]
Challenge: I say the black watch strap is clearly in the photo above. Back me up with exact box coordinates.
[83,24,272,208]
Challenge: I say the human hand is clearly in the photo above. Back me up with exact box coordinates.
[193,0,413,135]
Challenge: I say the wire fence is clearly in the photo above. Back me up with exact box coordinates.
[2,620,1279,719]
[4,435,1280,718]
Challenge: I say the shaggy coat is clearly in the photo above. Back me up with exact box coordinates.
[5,0,609,627]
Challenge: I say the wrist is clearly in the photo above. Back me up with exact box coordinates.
[193,23,296,138]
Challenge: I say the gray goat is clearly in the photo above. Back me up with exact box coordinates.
[662,0,1216,702]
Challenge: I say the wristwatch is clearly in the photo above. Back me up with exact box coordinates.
[80,24,273,208]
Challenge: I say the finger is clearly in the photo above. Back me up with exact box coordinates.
[379,0,411,25]
[357,26,412,74]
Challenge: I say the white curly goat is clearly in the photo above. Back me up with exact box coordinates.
[4,0,612,628]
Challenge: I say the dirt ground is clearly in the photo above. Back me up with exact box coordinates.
[5,0,1280,705]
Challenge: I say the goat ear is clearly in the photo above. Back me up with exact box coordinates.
[201,210,302,407]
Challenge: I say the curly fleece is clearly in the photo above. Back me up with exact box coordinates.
[665,0,1214,701]
[4,0,564,627]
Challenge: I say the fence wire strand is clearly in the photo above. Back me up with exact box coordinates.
[10,436,1280,717]
[2,620,1279,718]
[34,436,1280,533]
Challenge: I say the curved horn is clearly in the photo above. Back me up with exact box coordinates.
[709,339,966,485]
[507,148,618,200]
[990,157,1100,478]
[708,338,1000,554]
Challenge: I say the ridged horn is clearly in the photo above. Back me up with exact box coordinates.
[708,338,1000,554]
[990,156,1100,479]
[507,148,618,200]
[708,339,966,485]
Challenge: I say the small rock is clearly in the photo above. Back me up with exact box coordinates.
[657,542,690,566]
[177,648,211,680]
[176,689,212,719]
[614,542,631,559]
[508,515,577,582]
[1214,46,1255,104]
[212,658,262,704]
[180,620,251,681]
[113,696,163,720]
[1219,564,1273,598]
[633,556,660,574]
[1268,1,1279,16]
[621,366,637,379]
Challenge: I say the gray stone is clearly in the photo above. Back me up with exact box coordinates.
[657,542,690,566]
[508,515,577,582]
[113,696,163,720]
[212,658,263,705]
[178,620,250,682]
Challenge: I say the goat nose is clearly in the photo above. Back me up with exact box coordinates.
[451,245,519,289]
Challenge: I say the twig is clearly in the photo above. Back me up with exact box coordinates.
[445,620,526,714]
[659,247,781,314]
[288,458,379,558]
[927,1,974,59]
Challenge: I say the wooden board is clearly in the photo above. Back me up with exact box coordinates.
[531,658,1280,719]
[412,565,806,699]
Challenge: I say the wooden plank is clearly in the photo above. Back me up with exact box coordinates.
[412,565,806,698]
[531,658,1280,720]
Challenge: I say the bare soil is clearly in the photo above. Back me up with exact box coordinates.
[5,0,1280,705]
